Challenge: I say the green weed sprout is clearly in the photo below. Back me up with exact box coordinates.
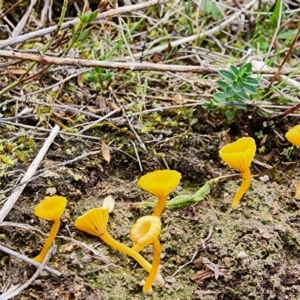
[203,63,259,120]
[137,179,213,210]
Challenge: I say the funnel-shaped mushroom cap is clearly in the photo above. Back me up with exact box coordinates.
[131,216,161,248]
[138,170,181,198]
[219,137,256,172]
[75,207,109,237]
[34,196,67,221]
[286,125,300,146]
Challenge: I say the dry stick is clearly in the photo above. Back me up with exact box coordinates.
[0,0,168,49]
[0,49,297,75]
[266,26,300,91]
[0,245,56,300]
[0,125,60,222]
[12,0,37,37]
[0,222,111,264]
[0,244,61,277]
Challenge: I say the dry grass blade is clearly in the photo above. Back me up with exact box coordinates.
[0,125,60,222]
[0,245,55,300]
[0,0,168,49]
[0,243,61,277]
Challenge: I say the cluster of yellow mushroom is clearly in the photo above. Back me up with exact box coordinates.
[32,125,300,292]
[74,169,181,292]
[33,170,181,293]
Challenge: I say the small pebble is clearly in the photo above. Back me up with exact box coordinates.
[236,251,249,259]
[259,175,269,182]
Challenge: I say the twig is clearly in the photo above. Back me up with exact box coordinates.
[131,141,143,172]
[11,0,37,37]
[0,120,101,140]
[0,222,111,264]
[0,50,298,76]
[267,27,300,91]
[0,125,60,222]
[0,244,61,277]
[0,245,55,300]
[0,0,168,49]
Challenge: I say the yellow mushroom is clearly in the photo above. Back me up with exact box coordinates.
[285,125,300,198]
[138,170,182,216]
[33,195,68,263]
[131,216,161,292]
[219,137,256,208]
[75,208,153,273]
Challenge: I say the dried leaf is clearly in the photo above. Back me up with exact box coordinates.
[172,93,186,104]
[77,74,84,88]
[101,141,111,163]
[102,195,115,212]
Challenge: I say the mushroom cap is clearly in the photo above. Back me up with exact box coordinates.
[130,216,161,247]
[285,125,300,146]
[219,137,256,172]
[75,207,109,237]
[34,195,67,221]
[137,170,181,198]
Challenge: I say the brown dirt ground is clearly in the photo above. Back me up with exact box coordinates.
[1,110,300,300]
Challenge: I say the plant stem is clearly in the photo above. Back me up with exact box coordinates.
[232,168,251,208]
[34,219,60,263]
[143,239,161,293]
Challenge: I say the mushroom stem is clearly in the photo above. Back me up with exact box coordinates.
[143,239,161,293]
[232,168,251,208]
[132,244,143,252]
[100,232,152,273]
[296,179,300,199]
[152,195,167,217]
[34,219,60,263]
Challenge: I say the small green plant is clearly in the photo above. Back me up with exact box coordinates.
[203,63,260,120]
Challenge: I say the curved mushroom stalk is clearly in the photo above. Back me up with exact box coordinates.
[219,137,256,208]
[75,208,153,273]
[33,196,67,262]
[130,215,162,292]
[232,168,251,209]
[34,219,60,263]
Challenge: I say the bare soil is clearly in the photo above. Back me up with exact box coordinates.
[1,111,300,300]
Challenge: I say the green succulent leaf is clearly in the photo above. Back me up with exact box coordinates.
[239,63,252,76]
[225,109,235,120]
[78,28,92,41]
[244,77,259,86]
[213,92,227,102]
[216,80,230,91]
[242,83,257,94]
[230,65,239,77]
[232,82,243,93]
[236,91,250,101]
[218,70,236,82]
[225,87,235,97]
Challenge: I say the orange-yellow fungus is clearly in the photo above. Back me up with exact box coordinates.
[33,196,67,263]
[219,137,256,208]
[285,125,300,198]
[138,170,181,216]
[130,216,161,292]
[75,208,153,273]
